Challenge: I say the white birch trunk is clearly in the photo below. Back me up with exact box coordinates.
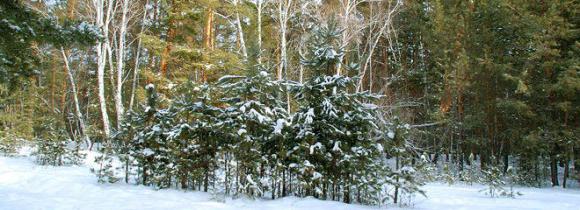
[93,0,112,138]
[114,0,130,129]
[257,0,263,64]
[278,0,293,113]
[336,0,353,76]
[233,0,248,60]
[277,0,291,81]
[61,48,92,149]
[129,2,148,111]
[356,0,401,92]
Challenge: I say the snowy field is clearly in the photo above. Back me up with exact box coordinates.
[1,155,579,210]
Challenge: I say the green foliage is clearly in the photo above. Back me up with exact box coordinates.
[0,130,25,155]
[33,136,66,166]
[0,0,97,88]
[459,154,480,185]
[98,22,425,206]
[479,157,522,198]
[32,127,85,166]
[92,144,120,184]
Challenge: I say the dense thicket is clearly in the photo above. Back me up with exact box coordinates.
[94,24,423,205]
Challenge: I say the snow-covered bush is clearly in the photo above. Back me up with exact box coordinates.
[0,131,24,155]
[91,144,120,184]
[459,153,480,185]
[479,156,522,198]
[416,153,438,183]
[382,119,426,205]
[32,119,85,166]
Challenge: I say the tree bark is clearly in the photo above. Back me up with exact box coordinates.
[550,156,559,186]
[563,159,569,188]
[202,7,214,83]
[234,0,248,59]
[93,0,113,138]
[129,2,148,111]
[277,0,291,81]
[159,0,177,78]
[257,0,263,64]
[114,0,130,130]
[61,48,91,149]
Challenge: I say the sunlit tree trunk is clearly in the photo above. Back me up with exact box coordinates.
[93,0,113,138]
[114,0,130,130]
[61,48,91,149]
[129,2,148,111]
[203,7,214,83]
[277,0,292,81]
[160,0,177,78]
[257,0,264,64]
[233,0,248,60]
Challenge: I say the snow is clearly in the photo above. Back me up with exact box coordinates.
[273,119,286,134]
[1,156,580,210]
[387,131,395,139]
[145,83,155,90]
[332,141,342,152]
[375,143,383,152]
[217,75,245,83]
[305,108,315,124]
[309,142,322,155]
[142,148,154,156]
[248,108,270,123]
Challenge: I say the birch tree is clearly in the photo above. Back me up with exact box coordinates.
[232,0,248,60]
[335,0,362,75]
[129,2,149,111]
[277,0,293,81]
[60,48,91,149]
[93,0,113,138]
[114,0,131,130]
[356,0,401,92]
[256,0,265,64]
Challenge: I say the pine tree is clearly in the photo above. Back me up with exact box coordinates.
[289,22,404,204]
[129,84,175,188]
[92,144,120,184]
[0,0,97,87]
[171,82,225,192]
[479,156,522,198]
[384,119,425,204]
[219,70,289,197]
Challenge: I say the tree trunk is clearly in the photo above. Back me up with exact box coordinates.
[394,155,400,204]
[129,2,148,111]
[563,159,569,188]
[550,156,559,186]
[159,0,177,78]
[503,152,509,173]
[257,0,263,64]
[94,0,113,139]
[234,0,247,60]
[277,0,291,81]
[343,173,350,204]
[202,7,214,83]
[61,48,91,149]
[114,0,130,130]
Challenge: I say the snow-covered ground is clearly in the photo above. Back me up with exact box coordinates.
[1,155,579,210]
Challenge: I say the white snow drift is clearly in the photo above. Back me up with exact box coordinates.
[1,155,579,210]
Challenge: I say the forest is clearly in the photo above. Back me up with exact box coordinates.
[0,0,578,207]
